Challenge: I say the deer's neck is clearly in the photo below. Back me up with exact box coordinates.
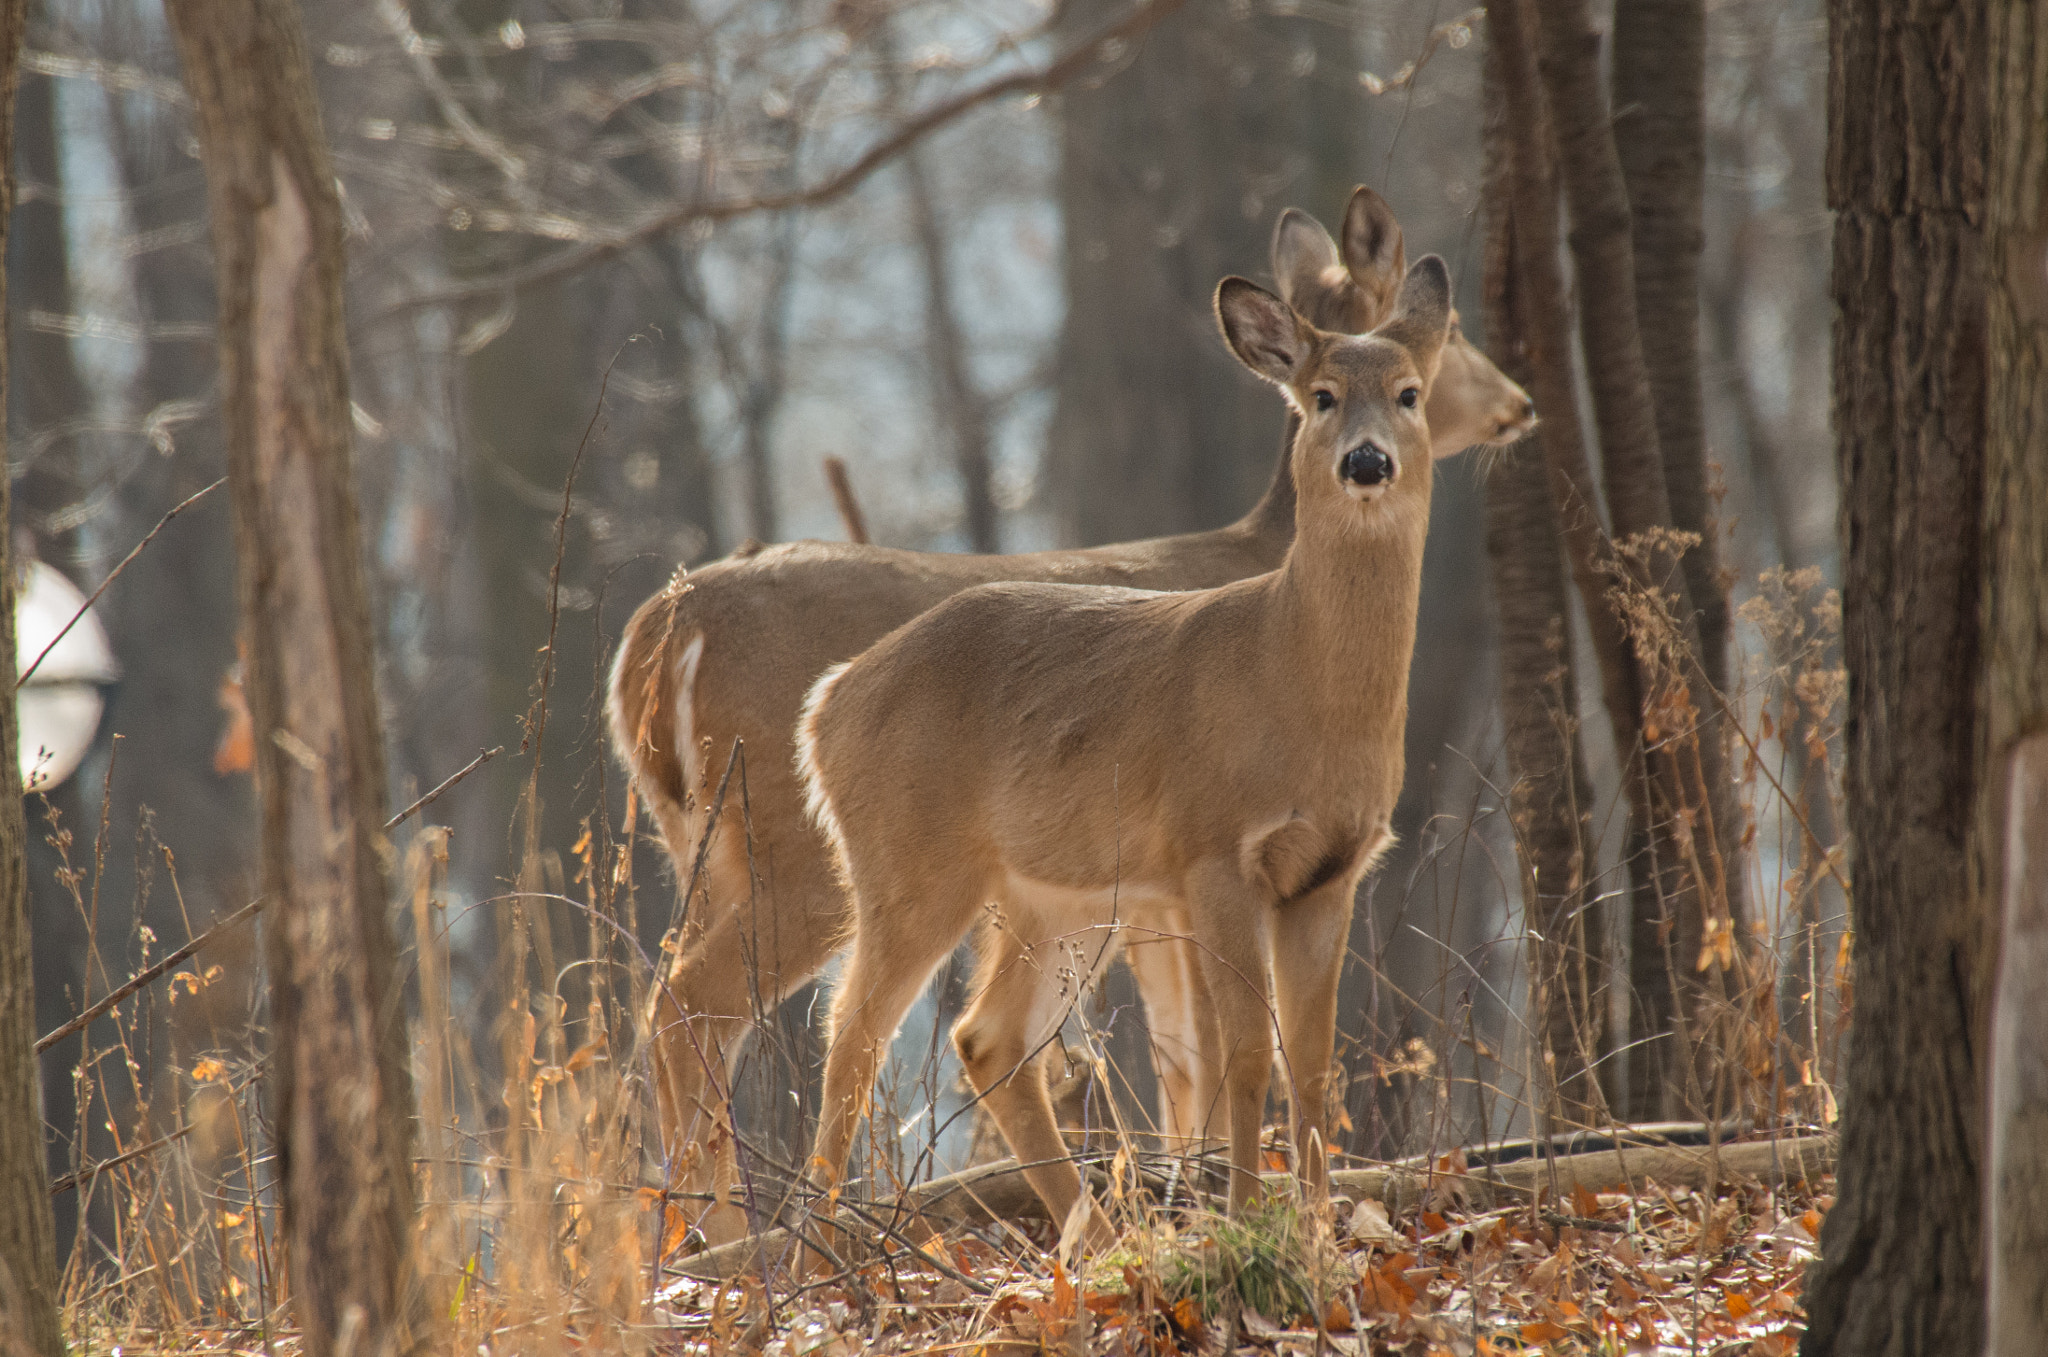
[1233,410,1301,549]
[1266,487,1431,739]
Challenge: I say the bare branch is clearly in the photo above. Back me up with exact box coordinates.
[372,0,1188,321]
[18,477,224,689]
[822,457,870,544]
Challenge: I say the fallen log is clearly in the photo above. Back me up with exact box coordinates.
[668,1131,1835,1281]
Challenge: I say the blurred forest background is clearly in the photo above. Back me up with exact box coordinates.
[17,0,1835,1264]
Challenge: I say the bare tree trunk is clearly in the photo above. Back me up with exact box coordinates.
[740,167,800,545]
[1047,0,1299,544]
[1980,0,2048,1345]
[1530,0,1750,1120]
[1799,0,1987,1350]
[875,30,1000,552]
[164,1,419,1353]
[0,8,63,1354]
[900,146,999,551]
[1479,43,1608,1127]
[1613,0,1724,695]
[1492,0,1676,1122]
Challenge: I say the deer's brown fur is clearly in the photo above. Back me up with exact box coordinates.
[796,258,1459,1234]
[607,192,1531,1245]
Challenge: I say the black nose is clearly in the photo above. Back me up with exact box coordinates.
[1520,399,1536,419]
[1341,443,1394,487]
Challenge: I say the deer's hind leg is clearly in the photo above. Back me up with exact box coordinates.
[808,871,985,1200]
[952,918,1117,1247]
[1123,921,1225,1147]
[652,827,845,1247]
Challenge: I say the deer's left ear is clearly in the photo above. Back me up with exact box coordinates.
[1217,277,1315,385]
[1377,255,1451,380]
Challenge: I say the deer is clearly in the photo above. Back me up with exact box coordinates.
[607,189,1534,1246]
[795,255,1460,1241]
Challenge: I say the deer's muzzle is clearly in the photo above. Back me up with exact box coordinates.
[1340,443,1395,491]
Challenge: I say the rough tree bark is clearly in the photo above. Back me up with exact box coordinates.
[164,1,420,1353]
[1492,0,1678,1123]
[0,0,66,1347]
[1479,37,1608,1126]
[1612,0,1725,697]
[1530,0,1748,1121]
[1048,0,1300,544]
[1979,0,2048,1347]
[1799,0,1988,1350]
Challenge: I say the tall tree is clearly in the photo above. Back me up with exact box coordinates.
[164,0,419,1353]
[1529,0,1749,1119]
[1981,0,2048,1345]
[0,0,66,1346]
[1047,0,1304,545]
[1799,0,1988,1349]
[1612,0,1724,696]
[1479,30,1608,1126]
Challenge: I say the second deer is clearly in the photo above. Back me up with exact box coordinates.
[610,189,1532,1247]
[798,256,1463,1235]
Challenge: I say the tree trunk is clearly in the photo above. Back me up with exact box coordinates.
[1612,0,1724,696]
[878,30,1000,552]
[1479,39,1608,1127]
[164,1,419,1353]
[1799,0,1988,1350]
[1979,0,2048,1345]
[1047,0,1301,545]
[0,4,65,1351]
[1530,0,1749,1121]
[1492,0,1675,1122]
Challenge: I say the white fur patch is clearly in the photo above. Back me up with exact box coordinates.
[796,661,854,856]
[672,632,705,787]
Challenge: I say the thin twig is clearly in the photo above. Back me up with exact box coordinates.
[49,1125,196,1196]
[18,476,224,688]
[36,897,264,1053]
[373,0,1189,320]
[384,745,503,831]
[822,457,870,544]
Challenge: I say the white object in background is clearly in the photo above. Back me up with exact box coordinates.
[16,561,119,792]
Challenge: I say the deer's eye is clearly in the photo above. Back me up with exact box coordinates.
[1313,390,1336,412]
[1399,386,1420,409]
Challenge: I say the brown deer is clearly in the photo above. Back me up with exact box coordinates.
[796,257,1462,1236]
[608,191,1531,1245]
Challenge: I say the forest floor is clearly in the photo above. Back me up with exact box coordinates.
[62,1155,1824,1356]
[638,1146,1826,1357]
[640,1169,1823,1356]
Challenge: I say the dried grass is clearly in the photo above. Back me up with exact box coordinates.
[39,557,1847,1354]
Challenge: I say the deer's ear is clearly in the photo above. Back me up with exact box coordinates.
[1271,208,1340,311]
[1340,186,1406,308]
[1217,277,1313,384]
[1380,255,1452,379]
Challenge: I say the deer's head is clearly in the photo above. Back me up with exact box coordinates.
[1217,255,1452,516]
[1273,188,1533,459]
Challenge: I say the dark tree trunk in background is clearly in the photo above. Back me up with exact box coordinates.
[1048,0,1305,545]
[1531,0,1748,1121]
[1479,42,1608,1127]
[903,149,998,551]
[879,28,1000,552]
[0,3,65,1349]
[1982,3,2048,1345]
[1799,0,1987,1351]
[165,0,419,1351]
[1492,0,1672,1125]
[9,54,99,1258]
[1613,0,1724,696]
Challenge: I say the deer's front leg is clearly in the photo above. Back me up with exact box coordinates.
[1270,873,1358,1203]
[1185,859,1278,1214]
